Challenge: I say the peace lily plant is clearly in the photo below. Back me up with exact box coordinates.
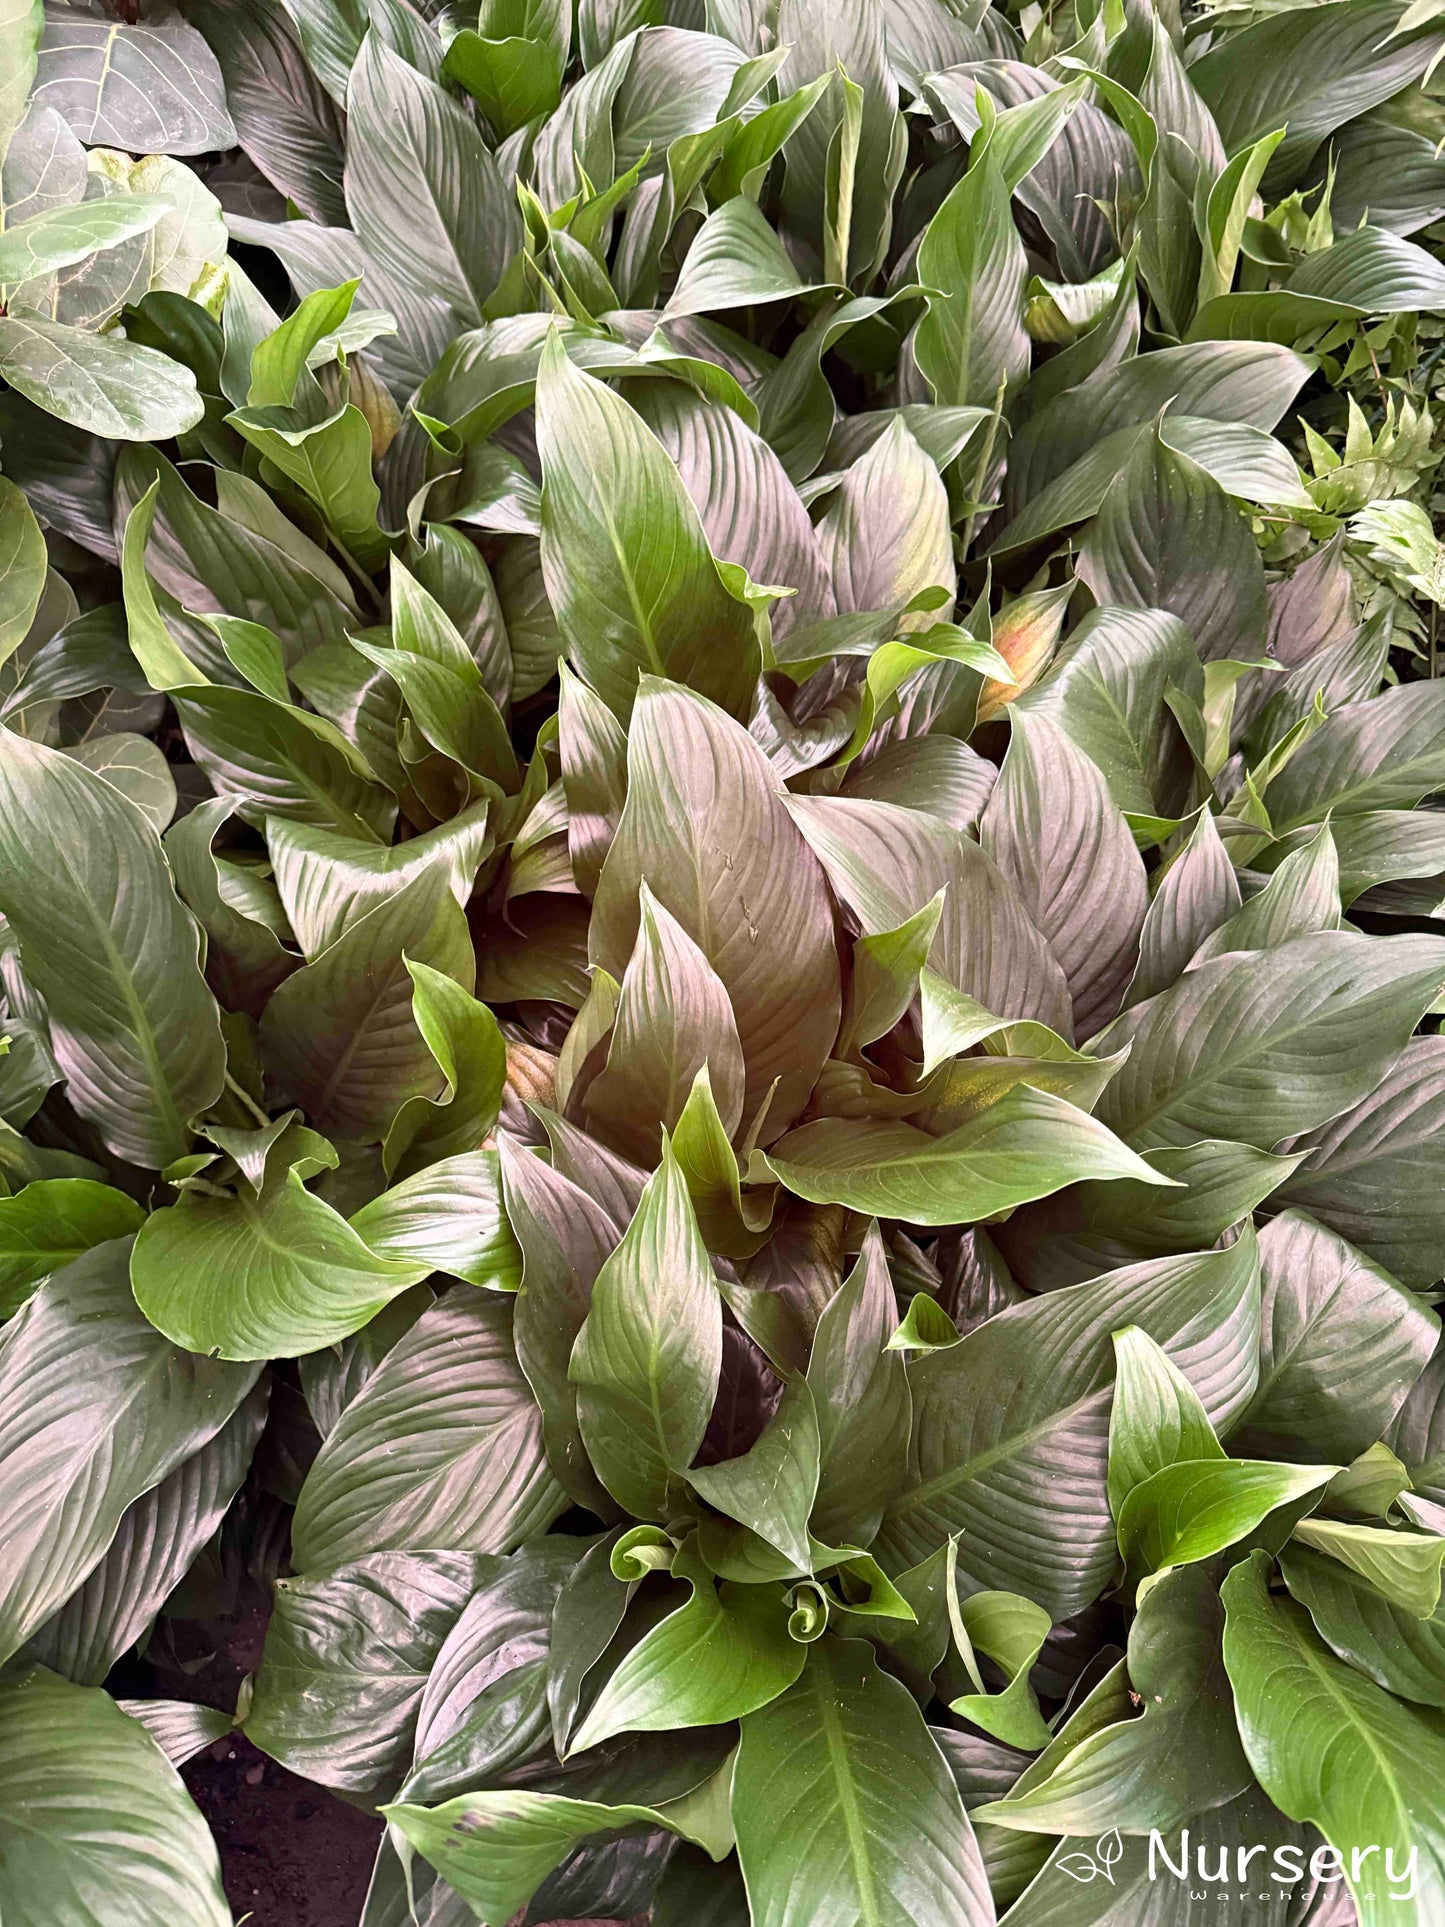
[4,0,1445,1922]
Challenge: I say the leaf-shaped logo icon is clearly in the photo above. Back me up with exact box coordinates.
[1056,1830,1124,1886]
[1056,1852,1101,1884]
[1095,1828,1123,1882]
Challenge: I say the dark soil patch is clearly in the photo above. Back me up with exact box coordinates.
[184,1735,382,1927]
[124,1592,644,1926]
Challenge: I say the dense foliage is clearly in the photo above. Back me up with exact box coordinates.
[7,0,1445,1921]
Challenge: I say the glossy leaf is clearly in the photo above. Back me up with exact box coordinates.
[0,731,225,1168]
[291,1287,562,1571]
[0,1240,258,1665]
[0,1667,230,1926]
[877,1236,1261,1616]
[571,1144,722,1522]
[1223,1549,1445,1925]
[733,1635,995,1927]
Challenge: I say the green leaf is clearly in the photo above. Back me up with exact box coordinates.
[997,415,1314,559]
[915,93,1029,407]
[1280,1540,1445,1708]
[786,794,1072,1036]
[1191,823,1341,961]
[877,1235,1261,1616]
[1198,129,1288,309]
[0,195,170,288]
[381,962,507,1180]
[534,334,759,721]
[383,1781,726,1927]
[976,1565,1251,1836]
[947,1581,1053,1752]
[259,866,474,1143]
[663,195,820,318]
[1275,1037,1445,1291]
[26,1381,267,1687]
[690,1378,821,1573]
[1222,1548,1445,1924]
[804,1222,912,1546]
[0,0,43,159]
[1233,1210,1439,1462]
[0,316,204,440]
[348,1150,523,1289]
[629,380,834,644]
[710,73,831,203]
[1116,1456,1336,1581]
[1192,0,1445,180]
[887,1292,962,1356]
[399,1535,587,1804]
[246,1550,487,1792]
[65,733,176,836]
[131,1159,421,1362]
[982,710,1147,1039]
[1291,1518,1445,1618]
[0,478,46,673]
[582,881,746,1166]
[0,729,225,1168]
[733,1634,994,1927]
[570,1142,722,1522]
[265,803,491,960]
[1077,424,1267,664]
[443,26,564,138]
[1290,223,1445,311]
[1128,809,1241,1004]
[1107,1325,1225,1520]
[32,7,234,154]
[1013,1139,1304,1286]
[0,1239,258,1665]
[764,1085,1172,1226]
[246,278,360,409]
[115,1699,235,1772]
[1095,932,1445,1151]
[0,1667,230,1926]
[1263,681,1445,830]
[498,1137,621,1519]
[0,1180,144,1318]
[774,1,900,285]
[182,0,345,225]
[1013,605,1200,827]
[591,679,841,1138]
[570,1540,804,1753]
[290,1288,563,1572]
[228,400,388,572]
[344,34,519,324]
